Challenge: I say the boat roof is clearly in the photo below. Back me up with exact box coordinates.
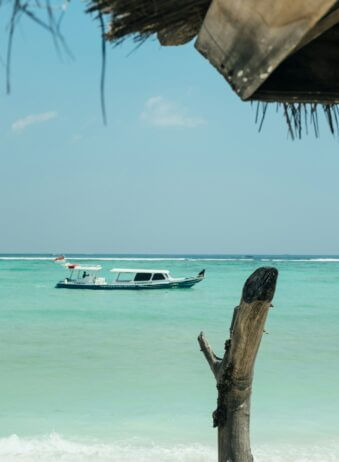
[110,268,169,274]
[65,264,102,271]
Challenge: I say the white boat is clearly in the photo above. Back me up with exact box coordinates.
[55,263,205,290]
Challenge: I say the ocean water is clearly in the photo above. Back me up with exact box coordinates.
[0,255,338,461]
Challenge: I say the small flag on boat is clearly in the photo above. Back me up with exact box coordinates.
[198,269,205,278]
[54,255,65,262]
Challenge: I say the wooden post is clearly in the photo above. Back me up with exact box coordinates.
[198,267,278,462]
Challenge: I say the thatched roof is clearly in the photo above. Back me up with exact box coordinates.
[3,0,339,137]
[87,0,339,138]
[89,0,339,103]
[87,0,211,46]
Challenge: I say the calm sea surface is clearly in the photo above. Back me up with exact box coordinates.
[0,255,338,461]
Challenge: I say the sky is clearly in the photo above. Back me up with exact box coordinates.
[1,2,339,255]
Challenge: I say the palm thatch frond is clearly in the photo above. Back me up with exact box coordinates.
[87,0,211,45]
[255,102,339,139]
[2,0,72,94]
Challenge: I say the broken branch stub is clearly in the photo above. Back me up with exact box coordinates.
[198,267,278,462]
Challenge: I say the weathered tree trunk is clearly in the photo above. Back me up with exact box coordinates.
[198,267,278,462]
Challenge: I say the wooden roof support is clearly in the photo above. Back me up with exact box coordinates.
[296,3,339,50]
[252,25,339,104]
[198,267,278,462]
[195,0,338,100]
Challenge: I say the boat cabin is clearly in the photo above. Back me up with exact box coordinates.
[65,264,105,284]
[110,268,170,284]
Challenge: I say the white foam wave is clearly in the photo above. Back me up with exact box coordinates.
[2,256,339,263]
[254,441,339,462]
[0,434,338,462]
[0,257,54,261]
[306,258,339,262]
[73,258,188,261]
[0,434,214,462]
[186,258,253,261]
[261,258,339,263]
[0,257,253,262]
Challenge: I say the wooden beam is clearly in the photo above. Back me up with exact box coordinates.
[253,25,339,103]
[195,0,337,100]
[296,5,339,50]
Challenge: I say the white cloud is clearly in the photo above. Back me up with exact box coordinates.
[12,111,58,132]
[71,133,83,143]
[140,96,205,128]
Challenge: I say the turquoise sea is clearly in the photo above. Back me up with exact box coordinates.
[0,255,338,462]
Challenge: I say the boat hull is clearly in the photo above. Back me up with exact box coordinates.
[55,278,202,290]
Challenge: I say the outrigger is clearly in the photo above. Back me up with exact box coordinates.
[55,262,205,290]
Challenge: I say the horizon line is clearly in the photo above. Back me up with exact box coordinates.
[1,252,339,257]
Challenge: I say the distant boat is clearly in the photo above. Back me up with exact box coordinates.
[55,263,205,290]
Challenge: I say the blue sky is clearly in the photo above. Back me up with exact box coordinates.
[1,2,339,254]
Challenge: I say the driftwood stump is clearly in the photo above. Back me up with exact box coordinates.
[198,267,278,462]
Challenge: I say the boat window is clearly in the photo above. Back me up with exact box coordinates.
[117,272,134,282]
[134,273,152,282]
[152,273,165,281]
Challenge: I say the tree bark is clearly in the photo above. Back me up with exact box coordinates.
[198,267,278,462]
